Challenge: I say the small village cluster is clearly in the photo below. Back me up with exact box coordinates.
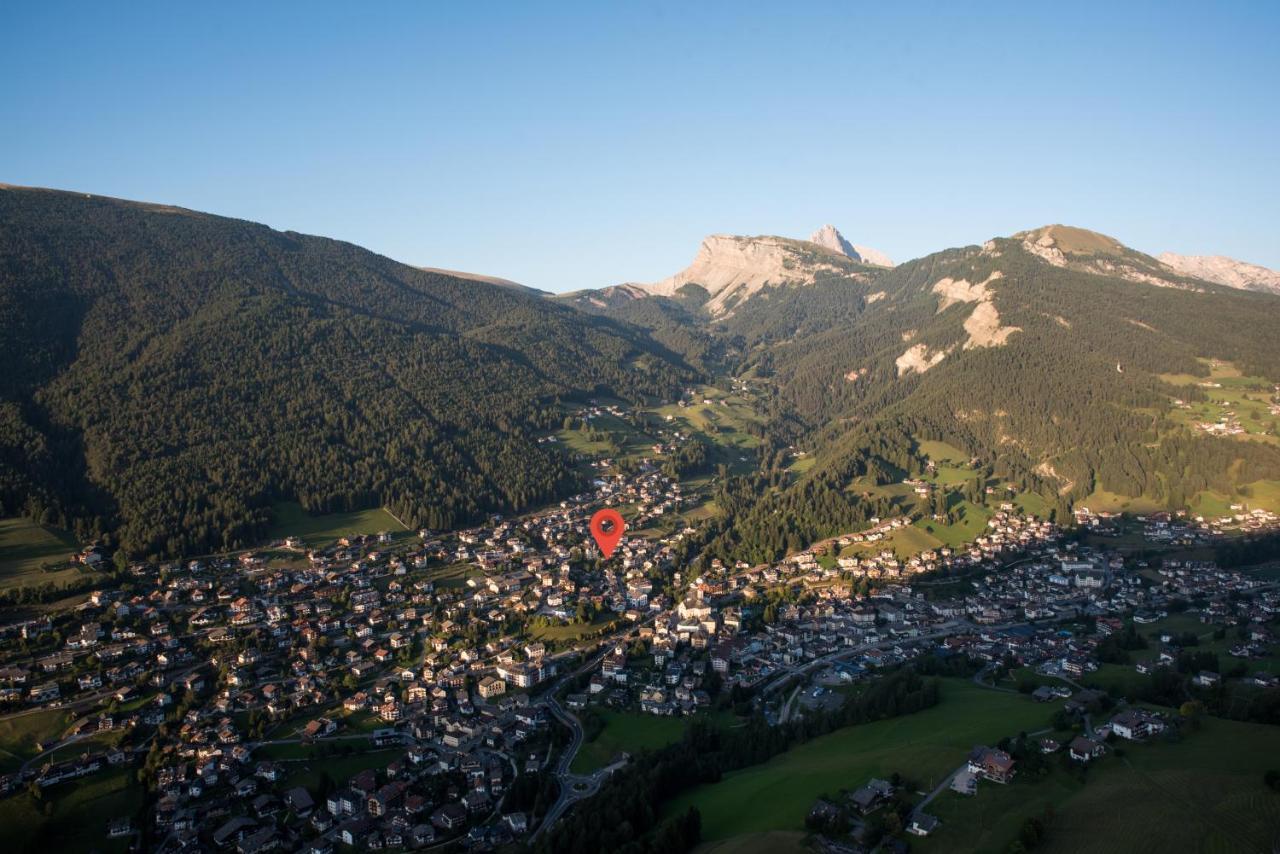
[1074,505,1280,542]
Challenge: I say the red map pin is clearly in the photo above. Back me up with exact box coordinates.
[589,508,625,558]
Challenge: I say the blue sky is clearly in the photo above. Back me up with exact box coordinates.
[3,1,1277,291]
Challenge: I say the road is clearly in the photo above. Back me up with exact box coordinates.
[531,616,655,840]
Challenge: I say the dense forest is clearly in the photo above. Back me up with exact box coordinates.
[0,187,697,557]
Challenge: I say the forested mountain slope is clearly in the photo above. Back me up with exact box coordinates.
[675,227,1280,564]
[0,186,696,558]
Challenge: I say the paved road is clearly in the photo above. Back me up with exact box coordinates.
[532,616,655,839]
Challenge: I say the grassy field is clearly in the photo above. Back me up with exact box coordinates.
[267,502,408,547]
[572,710,695,774]
[0,708,75,771]
[921,715,1280,854]
[665,679,1058,843]
[1241,480,1280,514]
[0,517,82,591]
[842,524,942,561]
[1160,361,1279,446]
[0,766,142,853]
[916,500,992,549]
[917,439,968,463]
[1079,489,1165,515]
[280,747,404,794]
[694,831,811,854]
[530,613,619,645]
[1012,490,1053,519]
[572,709,740,774]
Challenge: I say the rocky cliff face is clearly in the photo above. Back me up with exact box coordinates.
[808,224,894,267]
[1157,252,1280,296]
[641,233,863,316]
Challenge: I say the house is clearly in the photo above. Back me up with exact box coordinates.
[1068,736,1106,762]
[1193,670,1221,688]
[1110,709,1165,741]
[967,746,1015,783]
[477,675,506,699]
[431,802,467,831]
[849,778,895,814]
[908,813,940,836]
[1031,685,1057,703]
[285,786,315,815]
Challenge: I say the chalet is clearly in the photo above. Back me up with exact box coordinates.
[849,778,895,814]
[967,746,1015,783]
[1068,736,1106,762]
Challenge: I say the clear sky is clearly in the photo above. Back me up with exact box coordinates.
[3,1,1277,291]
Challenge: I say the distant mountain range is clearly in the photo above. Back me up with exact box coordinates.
[1157,252,1280,296]
[2,183,1278,561]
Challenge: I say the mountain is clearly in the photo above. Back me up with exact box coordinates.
[687,224,1280,565]
[0,185,696,557]
[808,224,894,267]
[568,232,877,321]
[1157,252,1280,296]
[641,233,870,317]
[5,187,1278,568]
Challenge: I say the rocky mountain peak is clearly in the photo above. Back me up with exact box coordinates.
[808,224,894,267]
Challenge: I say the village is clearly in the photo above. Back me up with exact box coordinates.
[0,396,1277,854]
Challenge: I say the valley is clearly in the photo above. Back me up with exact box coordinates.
[2,191,1280,854]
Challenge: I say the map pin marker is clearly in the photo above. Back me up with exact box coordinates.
[589,508,625,558]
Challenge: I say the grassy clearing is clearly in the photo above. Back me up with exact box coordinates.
[267,502,407,547]
[1079,489,1164,514]
[572,711,696,774]
[572,709,740,774]
[1241,480,1280,513]
[665,679,1057,842]
[0,517,82,590]
[0,766,142,853]
[1012,491,1053,519]
[843,525,942,561]
[0,708,75,770]
[916,500,991,549]
[280,748,404,794]
[786,454,817,477]
[917,439,968,462]
[529,612,619,644]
